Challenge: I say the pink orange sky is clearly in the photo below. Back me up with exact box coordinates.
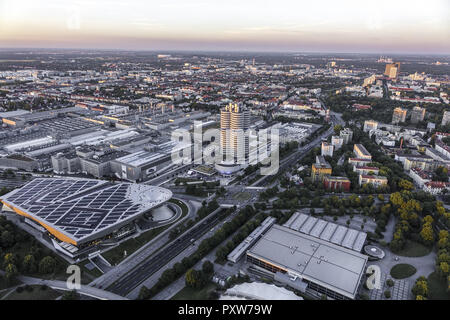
[0,0,449,53]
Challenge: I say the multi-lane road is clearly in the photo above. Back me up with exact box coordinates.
[108,207,227,296]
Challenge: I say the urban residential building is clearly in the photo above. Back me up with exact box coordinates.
[392,107,407,124]
[358,174,388,187]
[363,120,378,133]
[311,156,332,182]
[323,176,351,192]
[410,106,425,124]
[331,136,344,150]
[340,128,353,144]
[321,141,334,157]
[353,144,372,160]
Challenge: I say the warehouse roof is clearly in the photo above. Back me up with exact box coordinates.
[284,212,367,252]
[247,224,368,299]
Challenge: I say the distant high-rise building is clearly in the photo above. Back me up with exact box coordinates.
[410,106,425,124]
[442,110,450,126]
[392,107,407,124]
[220,103,250,161]
[384,62,401,79]
[378,56,393,63]
[328,61,337,68]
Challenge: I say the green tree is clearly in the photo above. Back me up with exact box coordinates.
[138,286,150,300]
[333,124,343,135]
[412,277,428,298]
[62,290,80,300]
[202,260,214,275]
[433,166,448,182]
[185,269,205,289]
[23,254,37,273]
[5,263,18,281]
[38,256,56,274]
[398,179,414,191]
[1,231,14,248]
[3,252,18,268]
[420,223,434,245]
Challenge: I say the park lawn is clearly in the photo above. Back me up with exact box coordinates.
[171,282,217,300]
[427,271,450,300]
[390,264,417,279]
[394,240,432,257]
[5,285,61,300]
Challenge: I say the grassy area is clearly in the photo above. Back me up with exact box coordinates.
[171,282,217,300]
[390,263,417,279]
[175,177,201,184]
[427,271,450,300]
[102,224,171,265]
[169,198,189,215]
[233,192,252,202]
[193,165,216,175]
[393,240,432,257]
[4,285,61,300]
[78,262,103,283]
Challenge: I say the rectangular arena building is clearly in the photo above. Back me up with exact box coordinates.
[246,224,368,300]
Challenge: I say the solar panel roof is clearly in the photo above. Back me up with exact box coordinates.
[0,178,172,245]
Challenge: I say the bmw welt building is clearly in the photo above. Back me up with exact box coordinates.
[0,178,172,258]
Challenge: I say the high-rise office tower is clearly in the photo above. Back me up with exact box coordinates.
[410,106,425,124]
[392,107,407,124]
[384,62,401,79]
[220,103,250,161]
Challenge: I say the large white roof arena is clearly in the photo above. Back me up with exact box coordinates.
[0,178,172,245]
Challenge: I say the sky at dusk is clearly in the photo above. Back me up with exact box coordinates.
[0,0,449,54]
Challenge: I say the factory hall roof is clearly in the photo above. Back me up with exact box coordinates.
[247,224,368,299]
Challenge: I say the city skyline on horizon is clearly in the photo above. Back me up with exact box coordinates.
[0,0,449,54]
